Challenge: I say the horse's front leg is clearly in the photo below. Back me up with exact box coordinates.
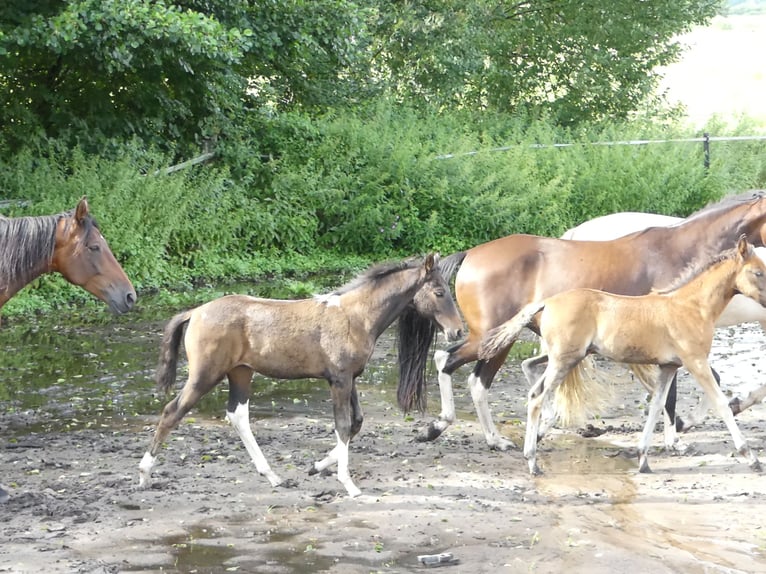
[310,375,362,497]
[415,349,457,442]
[470,351,515,451]
[686,360,761,471]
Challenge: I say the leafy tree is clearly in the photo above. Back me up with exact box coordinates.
[369,0,724,124]
[0,0,370,155]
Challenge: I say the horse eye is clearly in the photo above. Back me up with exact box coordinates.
[435,289,445,297]
[88,244,101,253]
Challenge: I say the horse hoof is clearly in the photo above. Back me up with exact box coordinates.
[308,465,319,476]
[638,458,652,473]
[674,416,685,432]
[415,423,443,443]
[0,486,9,504]
[729,397,742,416]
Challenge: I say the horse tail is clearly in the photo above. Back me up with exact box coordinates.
[479,301,545,360]
[554,358,615,427]
[396,306,437,413]
[156,310,193,394]
[438,251,467,283]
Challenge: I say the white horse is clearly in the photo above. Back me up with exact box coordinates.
[563,211,766,417]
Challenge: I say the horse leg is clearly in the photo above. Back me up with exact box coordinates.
[730,382,766,415]
[470,349,514,451]
[524,360,571,475]
[226,366,282,487]
[638,366,678,473]
[686,360,761,471]
[521,354,556,437]
[416,348,458,442]
[674,367,721,432]
[139,380,212,488]
[311,376,361,497]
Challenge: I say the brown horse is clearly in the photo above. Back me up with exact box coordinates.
[0,197,136,318]
[138,254,463,497]
[398,191,766,450]
[0,197,135,503]
[479,236,766,475]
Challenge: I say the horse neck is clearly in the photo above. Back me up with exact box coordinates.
[0,215,57,309]
[672,258,739,321]
[342,271,423,338]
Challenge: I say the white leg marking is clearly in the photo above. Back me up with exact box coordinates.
[227,401,283,487]
[333,431,361,498]
[469,373,514,450]
[433,350,456,433]
[138,452,155,489]
[314,443,340,473]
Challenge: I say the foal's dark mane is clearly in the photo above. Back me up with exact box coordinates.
[0,209,98,288]
[655,247,738,294]
[331,258,421,296]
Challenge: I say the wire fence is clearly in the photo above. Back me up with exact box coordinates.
[435,133,766,169]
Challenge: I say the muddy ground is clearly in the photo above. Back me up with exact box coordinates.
[2,328,766,574]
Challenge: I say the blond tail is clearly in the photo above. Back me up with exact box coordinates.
[479,301,546,360]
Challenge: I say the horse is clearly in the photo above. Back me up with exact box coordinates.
[138,254,463,498]
[0,197,136,503]
[478,236,766,475]
[564,211,766,424]
[397,191,766,452]
[0,197,136,318]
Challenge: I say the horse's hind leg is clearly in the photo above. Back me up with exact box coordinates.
[226,367,282,487]
[310,377,361,497]
[139,381,211,488]
[638,366,677,473]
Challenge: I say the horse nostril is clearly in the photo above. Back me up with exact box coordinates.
[126,291,137,309]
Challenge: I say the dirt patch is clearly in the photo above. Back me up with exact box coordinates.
[2,355,766,574]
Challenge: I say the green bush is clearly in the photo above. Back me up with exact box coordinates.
[3,103,766,319]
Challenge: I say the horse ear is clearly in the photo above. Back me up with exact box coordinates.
[424,253,436,273]
[75,196,90,223]
[737,234,753,259]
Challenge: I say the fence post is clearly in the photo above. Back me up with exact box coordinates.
[703,132,710,171]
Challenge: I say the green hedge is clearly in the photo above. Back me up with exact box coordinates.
[2,104,766,317]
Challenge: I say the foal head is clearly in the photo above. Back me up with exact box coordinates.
[412,254,463,341]
[734,235,766,307]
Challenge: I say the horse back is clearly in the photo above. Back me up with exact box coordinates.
[456,234,659,334]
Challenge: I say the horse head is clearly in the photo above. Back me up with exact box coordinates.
[735,234,766,309]
[51,197,136,314]
[412,253,463,341]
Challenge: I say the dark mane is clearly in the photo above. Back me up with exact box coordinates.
[655,247,738,294]
[330,257,421,296]
[0,209,98,288]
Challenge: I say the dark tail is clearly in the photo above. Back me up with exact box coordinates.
[156,310,192,394]
[396,250,467,413]
[396,306,437,413]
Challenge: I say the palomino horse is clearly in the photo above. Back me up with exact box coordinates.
[479,236,766,475]
[398,191,766,451]
[138,254,463,498]
[0,197,136,503]
[564,210,766,420]
[0,197,136,317]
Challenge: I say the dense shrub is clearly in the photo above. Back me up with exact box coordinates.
[2,104,766,317]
